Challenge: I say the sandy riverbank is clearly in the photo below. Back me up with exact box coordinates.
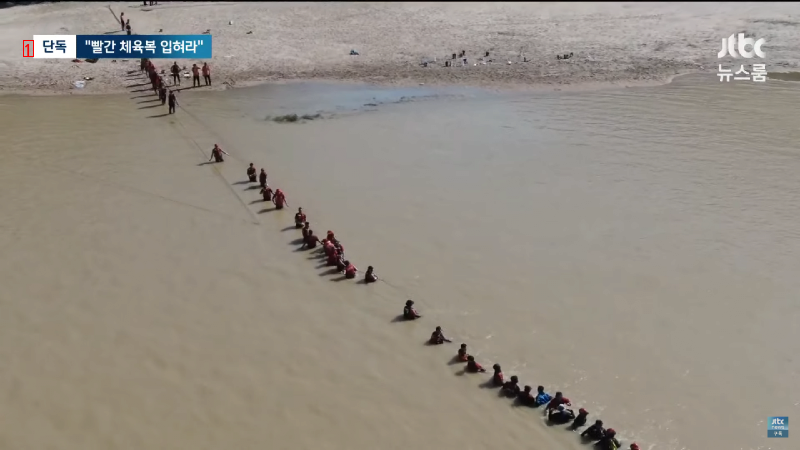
[2,2,799,95]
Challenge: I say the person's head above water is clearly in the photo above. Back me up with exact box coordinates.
[554,391,563,399]
[523,385,532,393]
[406,300,414,306]
[297,207,302,213]
[492,364,501,371]
[467,355,475,361]
[606,428,616,437]
[629,444,639,450]
[537,385,545,393]
[435,326,441,332]
[579,408,588,415]
[509,375,518,383]
[460,343,466,349]
[249,163,254,167]
[595,419,603,426]
[367,266,373,271]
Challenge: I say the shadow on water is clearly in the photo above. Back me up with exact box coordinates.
[137,99,161,104]
[138,104,161,109]
[231,180,250,185]
[146,113,170,118]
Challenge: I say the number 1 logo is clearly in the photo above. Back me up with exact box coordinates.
[23,40,34,57]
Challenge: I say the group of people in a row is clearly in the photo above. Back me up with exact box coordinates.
[243,161,377,282]
[400,305,640,450]
[140,59,179,114]
[211,152,637,449]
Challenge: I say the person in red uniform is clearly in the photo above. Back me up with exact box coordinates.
[327,248,341,267]
[294,208,306,228]
[301,230,320,249]
[260,185,273,202]
[343,261,357,279]
[456,343,469,362]
[324,239,336,257]
[547,392,571,411]
[492,364,504,386]
[465,355,486,373]
[191,63,201,87]
[209,144,229,163]
[273,189,287,210]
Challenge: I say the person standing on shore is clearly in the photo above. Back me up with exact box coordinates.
[120,12,125,31]
[167,90,177,114]
[159,82,167,105]
[202,62,211,86]
[191,64,201,87]
[126,20,132,35]
[170,61,181,86]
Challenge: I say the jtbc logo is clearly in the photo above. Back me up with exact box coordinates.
[718,33,766,59]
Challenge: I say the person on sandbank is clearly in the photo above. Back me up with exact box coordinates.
[465,355,486,373]
[247,163,257,182]
[209,144,229,163]
[259,168,267,188]
[429,326,452,345]
[364,266,377,283]
[294,208,306,228]
[403,300,421,320]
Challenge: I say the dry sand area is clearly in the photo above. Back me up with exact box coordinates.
[2,1,800,95]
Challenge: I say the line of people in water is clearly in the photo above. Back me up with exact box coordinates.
[237,158,379,282]
[216,149,638,450]
[406,311,640,450]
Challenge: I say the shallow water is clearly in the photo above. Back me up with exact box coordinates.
[1,75,798,450]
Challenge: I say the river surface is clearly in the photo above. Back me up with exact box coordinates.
[1,75,797,450]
